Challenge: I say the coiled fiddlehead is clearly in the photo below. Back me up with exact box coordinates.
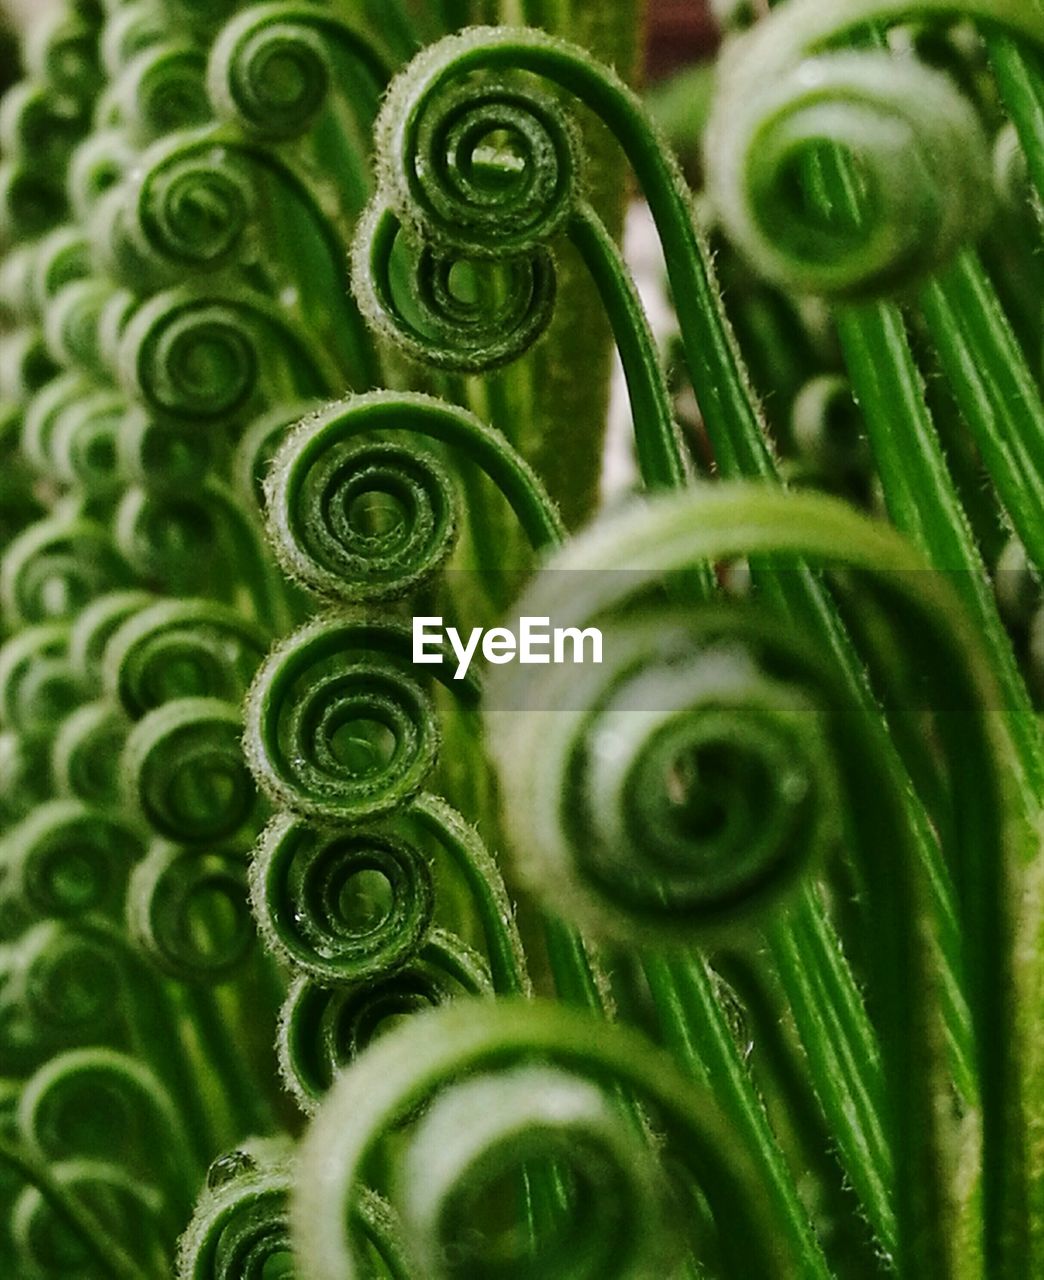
[120,697,261,845]
[45,278,124,379]
[244,615,477,822]
[704,0,1044,297]
[17,1046,196,1207]
[121,132,257,277]
[102,598,268,720]
[250,811,436,985]
[178,1142,296,1280]
[0,329,59,406]
[118,406,215,495]
[293,998,811,1279]
[29,228,92,315]
[264,391,563,601]
[5,919,129,1057]
[491,613,840,946]
[20,371,93,472]
[179,1141,409,1280]
[375,37,581,258]
[12,1157,163,1278]
[126,841,254,982]
[100,1,170,80]
[0,623,82,738]
[46,390,125,497]
[206,3,394,142]
[113,479,287,622]
[117,284,338,424]
[23,7,103,102]
[101,40,211,145]
[352,43,584,373]
[0,82,89,175]
[488,482,1026,1276]
[52,700,129,807]
[68,590,155,686]
[353,203,559,373]
[277,929,491,1114]
[4,800,142,923]
[68,129,135,223]
[0,517,131,630]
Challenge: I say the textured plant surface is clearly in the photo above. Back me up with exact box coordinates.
[0,0,1043,1276]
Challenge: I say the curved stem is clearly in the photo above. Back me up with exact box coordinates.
[989,34,1044,213]
[567,203,691,492]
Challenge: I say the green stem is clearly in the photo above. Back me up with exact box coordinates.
[835,301,1043,799]
[645,951,833,1280]
[989,33,1044,213]
[920,250,1044,583]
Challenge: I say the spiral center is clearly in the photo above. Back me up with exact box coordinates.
[336,866,394,934]
[327,715,397,777]
[46,847,100,911]
[346,488,408,543]
[185,880,251,966]
[466,127,528,194]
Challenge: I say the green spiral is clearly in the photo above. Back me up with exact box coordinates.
[102,598,267,720]
[11,1157,163,1278]
[273,434,456,601]
[118,406,215,494]
[704,0,1044,297]
[206,2,393,142]
[23,7,103,101]
[0,81,90,173]
[277,930,491,1114]
[124,133,257,275]
[102,40,210,144]
[0,622,82,738]
[250,811,437,984]
[292,999,808,1279]
[68,590,155,686]
[178,1146,295,1280]
[353,203,558,373]
[7,919,127,1053]
[126,841,255,982]
[493,608,840,944]
[68,129,134,222]
[117,288,261,423]
[48,390,125,496]
[29,228,92,315]
[21,371,93,472]
[265,391,562,600]
[44,280,118,377]
[52,700,129,807]
[0,516,131,629]
[100,2,170,79]
[120,697,261,845]
[113,480,281,612]
[17,1046,196,1202]
[0,328,59,406]
[376,35,582,257]
[4,800,141,923]
[244,615,474,821]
